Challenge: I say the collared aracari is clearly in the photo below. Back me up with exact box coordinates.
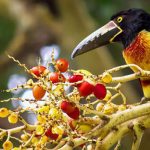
[71,8,150,98]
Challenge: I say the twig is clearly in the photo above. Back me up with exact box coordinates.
[114,140,121,150]
[131,122,144,150]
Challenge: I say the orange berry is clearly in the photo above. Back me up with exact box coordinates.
[60,101,75,114]
[32,85,46,100]
[30,66,47,77]
[49,72,66,83]
[56,58,69,72]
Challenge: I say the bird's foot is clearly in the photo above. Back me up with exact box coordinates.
[139,97,150,104]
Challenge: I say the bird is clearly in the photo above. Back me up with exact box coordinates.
[71,8,150,98]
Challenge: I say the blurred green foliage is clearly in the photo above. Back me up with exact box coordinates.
[0,14,16,53]
[86,0,150,24]
[0,13,16,99]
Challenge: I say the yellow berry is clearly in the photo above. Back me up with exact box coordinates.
[3,140,13,150]
[40,135,48,144]
[8,113,18,124]
[96,102,104,111]
[103,103,117,115]
[103,90,112,101]
[102,72,112,83]
[31,137,39,145]
[38,106,50,113]
[0,108,9,118]
[36,125,44,135]
[49,108,61,119]
[21,134,29,141]
[77,124,92,134]
[37,115,46,124]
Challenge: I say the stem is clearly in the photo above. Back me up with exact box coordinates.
[22,133,35,147]
[58,141,74,150]
[0,131,6,139]
[112,73,140,83]
[51,140,67,150]
[114,140,121,150]
[131,122,144,150]
[8,125,26,134]
[107,64,143,73]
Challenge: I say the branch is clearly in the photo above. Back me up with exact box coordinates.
[90,102,150,140]
[95,115,150,150]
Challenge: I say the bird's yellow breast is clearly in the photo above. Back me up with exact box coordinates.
[123,30,150,72]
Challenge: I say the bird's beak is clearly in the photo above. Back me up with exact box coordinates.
[71,21,122,58]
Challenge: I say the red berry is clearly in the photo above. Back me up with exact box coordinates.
[30,66,47,77]
[49,72,66,83]
[32,85,46,100]
[56,58,69,72]
[78,81,94,97]
[60,101,75,114]
[68,74,83,83]
[45,128,59,140]
[93,84,106,99]
[68,107,80,120]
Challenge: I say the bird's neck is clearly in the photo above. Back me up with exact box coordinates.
[123,30,150,71]
[124,33,142,51]
[124,30,150,52]
[122,32,138,48]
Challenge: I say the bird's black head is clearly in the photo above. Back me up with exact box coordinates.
[110,8,150,48]
[71,8,150,58]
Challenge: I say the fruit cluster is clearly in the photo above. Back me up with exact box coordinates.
[0,53,127,150]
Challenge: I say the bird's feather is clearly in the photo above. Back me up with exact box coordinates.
[123,30,150,97]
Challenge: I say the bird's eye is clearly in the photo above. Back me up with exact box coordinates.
[117,16,123,23]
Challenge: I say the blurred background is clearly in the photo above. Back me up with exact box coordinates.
[0,0,150,149]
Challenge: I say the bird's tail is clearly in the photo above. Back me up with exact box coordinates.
[140,79,150,98]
